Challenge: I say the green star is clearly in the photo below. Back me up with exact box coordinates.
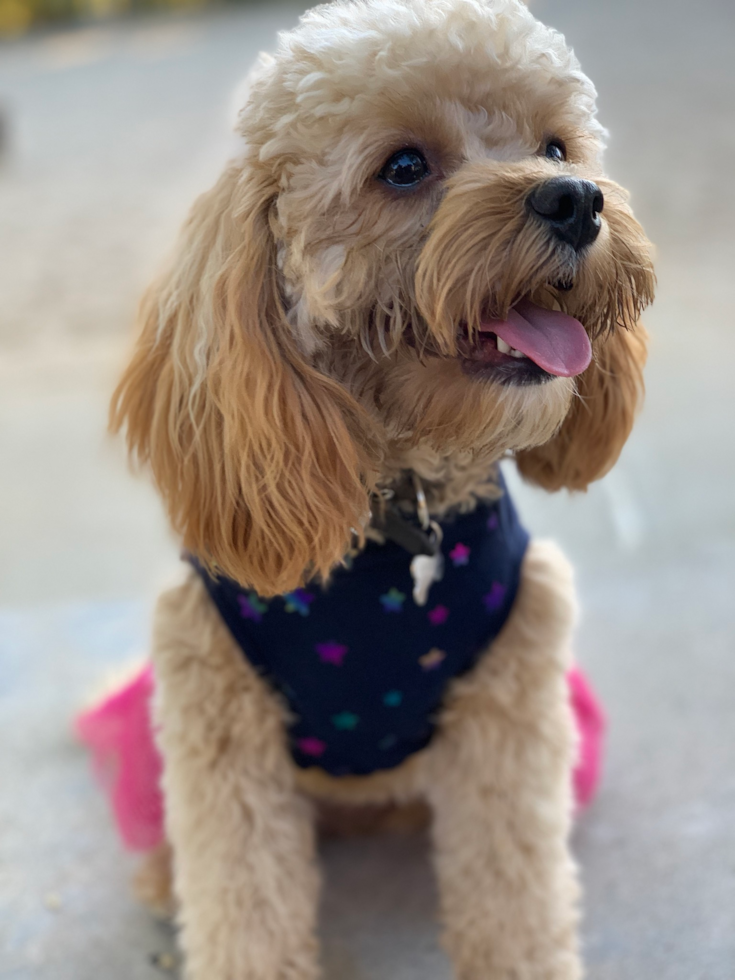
[331,711,360,731]
[383,690,403,707]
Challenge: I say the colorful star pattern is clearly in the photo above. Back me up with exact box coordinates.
[283,589,315,616]
[316,641,349,666]
[237,592,268,623]
[297,737,327,757]
[428,605,449,625]
[419,647,447,670]
[332,711,360,731]
[483,582,507,612]
[190,492,525,779]
[449,542,471,566]
[380,587,406,612]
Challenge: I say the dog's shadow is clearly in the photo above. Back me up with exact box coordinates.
[320,832,451,980]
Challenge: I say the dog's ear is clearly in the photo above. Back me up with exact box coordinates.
[111,163,380,596]
[515,323,647,491]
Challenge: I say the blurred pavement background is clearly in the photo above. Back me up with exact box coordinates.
[1,1,734,977]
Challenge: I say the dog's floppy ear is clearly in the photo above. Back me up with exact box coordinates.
[111,163,380,596]
[515,323,647,491]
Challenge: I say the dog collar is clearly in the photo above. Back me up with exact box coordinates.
[369,474,441,558]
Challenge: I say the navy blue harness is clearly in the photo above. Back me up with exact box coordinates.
[192,480,528,777]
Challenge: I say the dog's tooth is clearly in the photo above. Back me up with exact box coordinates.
[509,347,527,359]
[496,336,511,354]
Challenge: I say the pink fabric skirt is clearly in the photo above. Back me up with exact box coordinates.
[77,664,605,851]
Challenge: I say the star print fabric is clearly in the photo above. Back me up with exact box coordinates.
[192,481,528,777]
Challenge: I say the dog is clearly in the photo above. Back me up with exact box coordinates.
[110,1,654,976]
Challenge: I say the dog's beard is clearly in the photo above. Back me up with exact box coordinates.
[414,166,654,352]
[318,328,576,463]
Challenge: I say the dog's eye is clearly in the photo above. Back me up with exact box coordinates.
[378,149,430,188]
[544,139,567,163]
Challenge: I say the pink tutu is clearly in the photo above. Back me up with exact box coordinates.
[77,663,605,851]
[76,665,164,851]
[568,665,606,810]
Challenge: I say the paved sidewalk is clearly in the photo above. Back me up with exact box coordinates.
[1,1,735,977]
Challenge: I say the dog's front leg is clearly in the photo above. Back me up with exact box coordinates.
[425,541,583,980]
[152,571,321,980]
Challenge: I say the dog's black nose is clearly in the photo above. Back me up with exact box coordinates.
[527,177,604,251]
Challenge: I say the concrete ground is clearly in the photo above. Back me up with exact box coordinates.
[1,0,734,977]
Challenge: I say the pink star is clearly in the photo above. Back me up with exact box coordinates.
[297,737,327,757]
[449,542,471,566]
[428,605,450,625]
[315,642,349,666]
[483,582,507,612]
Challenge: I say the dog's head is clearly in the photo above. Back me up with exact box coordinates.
[112,0,654,594]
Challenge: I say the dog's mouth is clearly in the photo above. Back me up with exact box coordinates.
[458,296,592,386]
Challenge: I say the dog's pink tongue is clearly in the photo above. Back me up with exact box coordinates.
[481,298,592,377]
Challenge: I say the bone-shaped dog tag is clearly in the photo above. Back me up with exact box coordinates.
[410,522,444,606]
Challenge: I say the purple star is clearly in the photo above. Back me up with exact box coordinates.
[428,605,450,625]
[487,513,499,532]
[315,642,349,666]
[297,737,327,757]
[483,582,507,612]
[449,542,471,566]
[237,592,267,623]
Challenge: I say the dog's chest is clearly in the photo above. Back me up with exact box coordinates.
[193,493,528,777]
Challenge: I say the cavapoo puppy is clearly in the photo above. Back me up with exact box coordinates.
[110,0,654,977]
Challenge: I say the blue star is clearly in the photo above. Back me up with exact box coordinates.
[380,587,406,613]
[283,589,315,616]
